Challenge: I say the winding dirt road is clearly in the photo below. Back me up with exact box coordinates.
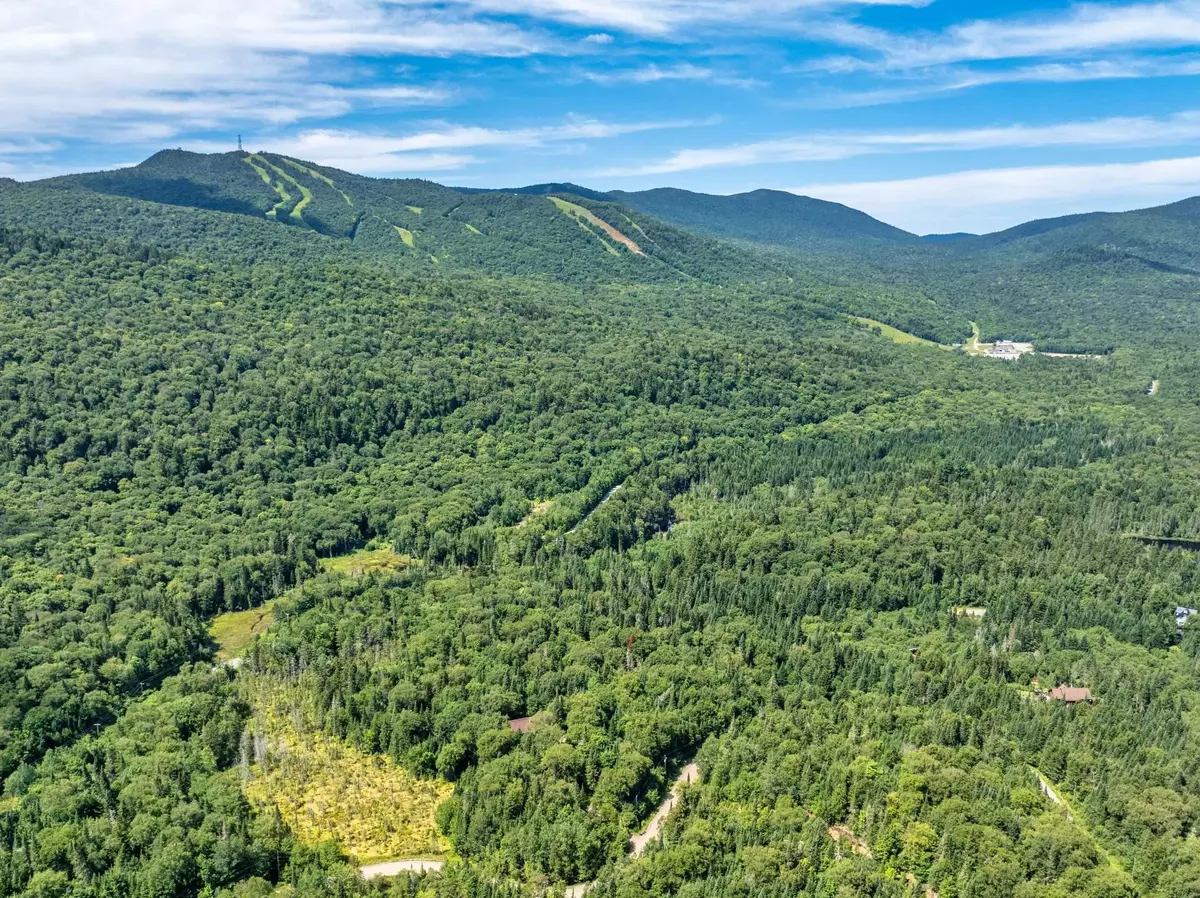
[630,764,699,856]
[361,763,700,887]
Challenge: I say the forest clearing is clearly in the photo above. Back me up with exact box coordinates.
[567,482,625,534]
[550,197,645,255]
[208,601,276,661]
[320,545,417,577]
[241,687,452,864]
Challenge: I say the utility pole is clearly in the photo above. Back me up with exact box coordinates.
[238,135,243,152]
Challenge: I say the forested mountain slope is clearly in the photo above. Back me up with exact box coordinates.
[609,187,921,250]
[0,152,971,344]
[1,153,1199,898]
[599,181,1200,355]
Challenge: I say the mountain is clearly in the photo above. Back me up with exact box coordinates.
[608,186,921,250]
[0,150,971,342]
[3,148,1200,898]
[458,182,615,202]
[920,232,978,243]
[24,150,774,283]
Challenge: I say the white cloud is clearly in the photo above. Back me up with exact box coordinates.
[821,0,1200,69]
[0,0,532,141]
[791,156,1200,234]
[451,0,929,35]
[600,110,1200,176]
[238,116,710,174]
[804,56,1200,108]
[585,63,716,84]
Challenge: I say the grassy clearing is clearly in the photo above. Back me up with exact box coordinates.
[266,186,294,221]
[289,183,313,222]
[549,197,644,256]
[209,602,276,661]
[281,157,354,206]
[245,157,295,220]
[965,321,988,356]
[321,546,416,577]
[393,226,415,248]
[252,156,313,224]
[516,500,553,528]
[464,223,482,235]
[405,205,423,215]
[243,157,274,186]
[852,317,947,349]
[243,689,451,863]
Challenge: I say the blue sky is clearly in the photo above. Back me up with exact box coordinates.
[5,0,1200,233]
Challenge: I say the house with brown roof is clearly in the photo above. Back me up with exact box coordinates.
[508,716,535,734]
[1044,685,1093,704]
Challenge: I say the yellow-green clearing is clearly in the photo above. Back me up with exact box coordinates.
[321,546,417,577]
[516,499,553,528]
[245,157,295,220]
[209,601,276,661]
[243,690,451,863]
[405,205,424,215]
[393,226,415,247]
[251,155,313,223]
[852,317,949,349]
[464,223,482,235]
[281,157,354,206]
[549,197,645,256]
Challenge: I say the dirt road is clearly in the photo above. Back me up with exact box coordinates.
[561,762,700,897]
[363,764,700,887]
[630,764,699,856]
[567,483,625,535]
[360,860,445,880]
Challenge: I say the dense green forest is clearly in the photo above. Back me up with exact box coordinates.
[0,153,1199,898]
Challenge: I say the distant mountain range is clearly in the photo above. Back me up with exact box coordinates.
[3,148,1200,354]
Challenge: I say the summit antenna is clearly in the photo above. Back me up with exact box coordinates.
[238,135,243,152]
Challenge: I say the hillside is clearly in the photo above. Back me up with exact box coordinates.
[609,186,922,250]
[3,152,1200,898]
[0,151,971,343]
[922,197,1200,352]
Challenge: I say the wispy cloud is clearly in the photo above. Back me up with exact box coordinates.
[450,0,930,36]
[230,116,714,173]
[583,63,762,87]
[819,0,1200,70]
[790,156,1200,234]
[804,56,1200,108]
[600,110,1200,176]
[0,0,536,141]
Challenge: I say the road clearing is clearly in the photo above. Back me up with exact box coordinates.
[361,860,445,880]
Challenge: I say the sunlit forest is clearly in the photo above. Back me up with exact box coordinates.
[0,153,1198,898]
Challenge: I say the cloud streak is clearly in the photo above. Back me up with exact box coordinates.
[790,156,1200,234]
[449,0,929,35]
[819,0,1200,69]
[600,110,1200,176]
[803,56,1200,108]
[0,0,536,141]
[226,116,714,174]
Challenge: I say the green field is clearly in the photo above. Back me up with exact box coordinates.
[852,316,949,348]
[208,601,276,661]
